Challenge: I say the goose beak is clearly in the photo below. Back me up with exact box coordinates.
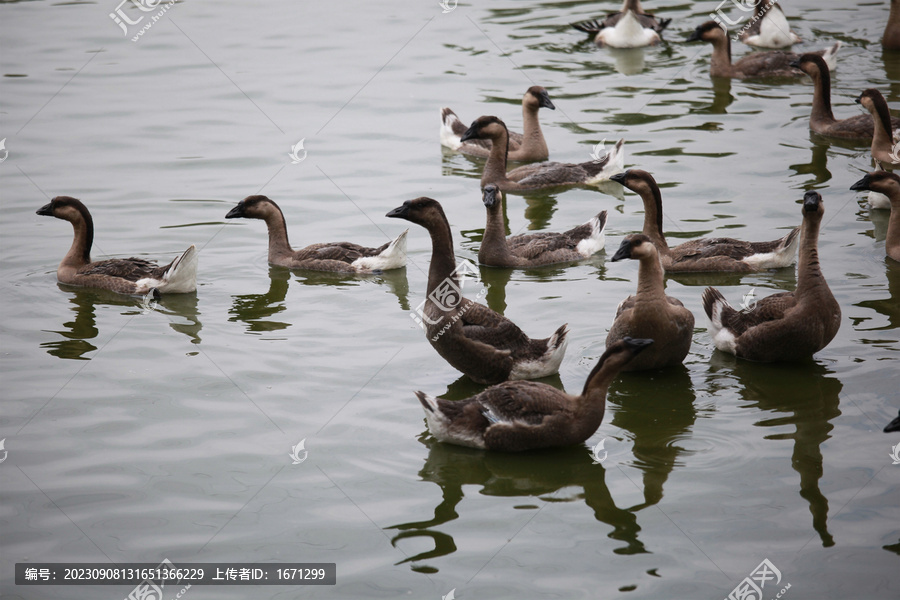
[854,93,863,105]
[609,171,628,185]
[36,202,54,216]
[538,91,556,110]
[849,174,871,192]
[459,124,478,143]
[225,204,245,219]
[788,59,800,68]
[623,337,654,354]
[386,204,410,219]
[482,185,499,208]
[686,28,703,42]
[803,191,822,212]
[610,238,632,262]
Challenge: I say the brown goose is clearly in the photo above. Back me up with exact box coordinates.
[414,337,653,451]
[459,116,624,192]
[739,1,801,48]
[606,235,694,371]
[609,169,800,273]
[886,0,900,51]
[478,184,607,268]
[36,196,197,295]
[702,191,840,362]
[850,171,900,262]
[386,197,568,385]
[687,21,840,79]
[855,89,900,168]
[791,54,900,141]
[440,86,555,162]
[225,195,407,273]
[570,0,671,48]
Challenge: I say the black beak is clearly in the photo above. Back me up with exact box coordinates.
[538,90,556,110]
[459,124,479,143]
[609,171,628,185]
[610,238,632,262]
[482,186,499,208]
[788,59,800,69]
[849,174,871,192]
[803,191,822,212]
[36,202,54,216]
[855,93,863,105]
[623,337,654,354]
[225,204,245,219]
[686,28,702,42]
[386,203,410,219]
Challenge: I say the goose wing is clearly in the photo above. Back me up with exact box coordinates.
[475,381,569,426]
[457,300,531,349]
[295,241,385,263]
[719,291,795,336]
[78,257,165,281]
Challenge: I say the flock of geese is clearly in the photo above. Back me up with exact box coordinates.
[36,1,900,449]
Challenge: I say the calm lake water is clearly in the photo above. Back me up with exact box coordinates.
[1,0,898,598]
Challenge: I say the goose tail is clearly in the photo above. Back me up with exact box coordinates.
[543,323,570,372]
[821,41,842,71]
[576,210,608,257]
[772,226,801,267]
[585,139,625,184]
[354,230,408,272]
[155,244,198,294]
[440,107,464,150]
[702,287,738,354]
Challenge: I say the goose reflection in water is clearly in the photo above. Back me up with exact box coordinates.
[42,286,201,360]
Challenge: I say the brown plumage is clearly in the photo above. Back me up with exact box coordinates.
[609,169,800,273]
[885,0,900,51]
[386,197,568,385]
[478,185,607,268]
[850,171,900,262]
[855,89,899,168]
[440,86,555,162]
[702,191,841,362]
[687,20,840,79]
[36,196,197,296]
[791,54,900,141]
[606,235,694,371]
[414,337,653,451]
[225,195,407,273]
[459,116,624,192]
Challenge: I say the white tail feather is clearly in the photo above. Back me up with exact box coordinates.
[440,108,463,150]
[353,229,408,272]
[155,244,198,294]
[587,139,626,184]
[576,211,608,257]
[821,41,842,71]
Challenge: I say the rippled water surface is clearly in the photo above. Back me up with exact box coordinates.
[2,1,899,598]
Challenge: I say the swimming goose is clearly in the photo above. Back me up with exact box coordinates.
[739,1,801,49]
[441,86,555,162]
[571,0,670,48]
[702,191,841,362]
[791,54,900,141]
[687,21,841,79]
[459,116,625,192]
[478,184,607,268]
[36,196,197,295]
[414,337,653,451]
[850,171,900,262]
[609,169,800,273]
[386,197,568,384]
[855,89,899,168]
[886,0,900,51]
[606,235,694,371]
[886,409,900,433]
[225,195,407,273]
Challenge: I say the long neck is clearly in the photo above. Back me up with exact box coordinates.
[886,0,900,49]
[796,212,826,296]
[579,354,625,412]
[622,0,642,12]
[425,210,460,295]
[62,211,93,268]
[638,182,668,250]
[482,127,511,187]
[481,201,511,260]
[709,36,732,77]
[634,250,667,304]
[521,103,548,157]
[869,97,895,154]
[262,206,294,263]
[809,68,835,124]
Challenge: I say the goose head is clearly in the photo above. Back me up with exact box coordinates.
[687,21,727,44]
[386,197,447,228]
[582,336,654,395]
[459,116,508,143]
[609,168,656,195]
[481,184,502,209]
[225,195,283,220]
[802,190,824,217]
[36,196,90,224]
[789,53,827,77]
[611,233,656,262]
[850,171,900,195]
[523,86,556,111]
